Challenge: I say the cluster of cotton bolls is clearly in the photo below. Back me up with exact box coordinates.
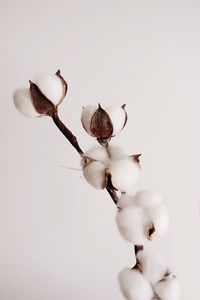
[116,192,180,300]
[118,246,180,300]
[116,190,170,244]
[81,144,141,191]
[13,72,180,300]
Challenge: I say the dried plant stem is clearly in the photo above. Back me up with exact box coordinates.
[51,110,83,155]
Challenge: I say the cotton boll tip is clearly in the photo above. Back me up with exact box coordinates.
[118,268,153,300]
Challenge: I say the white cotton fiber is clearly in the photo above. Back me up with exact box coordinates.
[136,246,168,285]
[133,190,163,208]
[109,158,140,191]
[105,106,127,136]
[108,145,127,160]
[133,190,169,239]
[13,88,40,117]
[81,105,97,136]
[118,268,153,300]
[147,204,170,239]
[116,205,148,244]
[117,194,134,209]
[154,274,180,300]
[83,145,108,163]
[82,161,106,189]
[32,73,64,105]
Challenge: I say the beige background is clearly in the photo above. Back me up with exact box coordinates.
[0,0,200,299]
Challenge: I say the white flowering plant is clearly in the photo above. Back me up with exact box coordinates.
[13,70,180,300]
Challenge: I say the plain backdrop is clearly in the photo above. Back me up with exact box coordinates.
[0,0,200,299]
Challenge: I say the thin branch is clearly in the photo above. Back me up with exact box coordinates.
[51,110,83,155]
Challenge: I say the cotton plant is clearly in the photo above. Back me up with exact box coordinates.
[13,70,180,300]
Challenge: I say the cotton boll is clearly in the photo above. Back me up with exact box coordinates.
[117,194,134,209]
[13,88,40,117]
[82,161,107,189]
[108,145,127,160]
[118,268,153,300]
[116,206,148,244]
[81,105,97,136]
[147,204,170,239]
[133,190,163,208]
[136,246,168,285]
[154,274,180,300]
[32,73,64,105]
[105,106,127,136]
[109,158,140,191]
[83,145,108,163]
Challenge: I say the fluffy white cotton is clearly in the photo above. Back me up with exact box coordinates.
[83,145,108,164]
[81,105,97,136]
[32,73,64,105]
[13,88,40,117]
[136,246,168,285]
[109,158,140,191]
[117,194,134,209]
[154,274,180,300]
[132,190,169,239]
[105,106,127,136]
[108,145,127,160]
[118,268,153,300]
[82,161,106,189]
[147,204,170,239]
[133,190,163,208]
[116,205,148,244]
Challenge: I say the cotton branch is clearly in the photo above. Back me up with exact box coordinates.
[51,109,83,155]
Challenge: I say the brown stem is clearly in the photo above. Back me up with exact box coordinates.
[51,110,83,155]
[134,245,144,255]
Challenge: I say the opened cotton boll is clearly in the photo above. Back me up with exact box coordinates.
[81,145,140,191]
[81,104,127,142]
[109,158,140,192]
[13,70,67,117]
[116,205,149,245]
[32,70,67,105]
[136,246,169,285]
[118,268,153,300]
[132,190,170,239]
[154,273,180,300]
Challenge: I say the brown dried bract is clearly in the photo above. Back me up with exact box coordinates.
[90,104,113,139]
[29,81,55,115]
[55,69,68,102]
